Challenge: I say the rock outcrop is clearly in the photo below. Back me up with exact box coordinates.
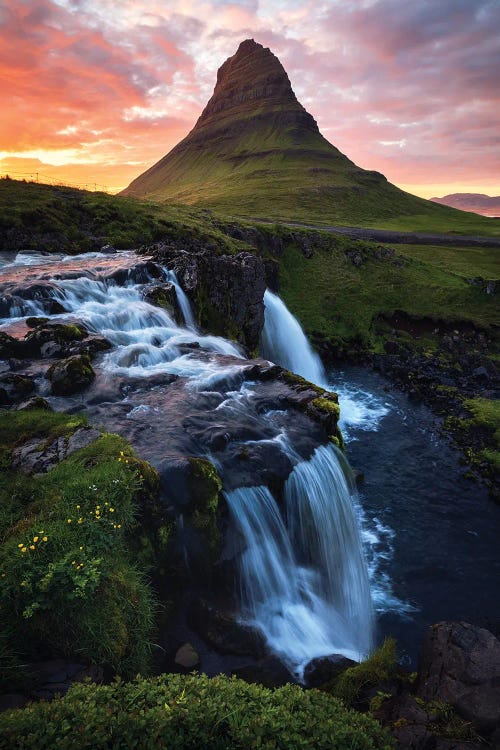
[416,621,500,733]
[146,244,266,350]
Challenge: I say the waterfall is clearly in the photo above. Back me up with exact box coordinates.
[225,444,373,677]
[260,289,327,386]
[166,270,197,330]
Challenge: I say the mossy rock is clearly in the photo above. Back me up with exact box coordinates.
[186,457,223,556]
[46,354,95,396]
[0,373,34,405]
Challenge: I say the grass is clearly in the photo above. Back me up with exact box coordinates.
[463,397,500,472]
[395,243,500,279]
[276,231,498,355]
[0,410,158,686]
[323,638,398,707]
[0,178,248,255]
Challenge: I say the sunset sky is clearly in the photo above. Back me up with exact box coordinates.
[1,0,499,198]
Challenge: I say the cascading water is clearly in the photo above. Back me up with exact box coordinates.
[166,270,197,330]
[225,444,373,677]
[1,252,377,676]
[260,290,327,386]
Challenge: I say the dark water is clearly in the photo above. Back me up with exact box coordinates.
[335,366,500,665]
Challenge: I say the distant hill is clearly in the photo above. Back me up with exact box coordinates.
[431,193,500,217]
[122,39,495,234]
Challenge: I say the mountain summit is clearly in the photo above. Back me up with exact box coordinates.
[123,40,465,226]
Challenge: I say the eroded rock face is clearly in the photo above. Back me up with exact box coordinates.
[148,246,266,350]
[416,621,500,732]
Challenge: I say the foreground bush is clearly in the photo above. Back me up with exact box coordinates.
[0,673,393,750]
[0,410,159,684]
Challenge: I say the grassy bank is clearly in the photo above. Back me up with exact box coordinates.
[0,410,160,689]
[0,178,246,255]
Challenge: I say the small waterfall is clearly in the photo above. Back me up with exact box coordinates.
[166,270,197,330]
[225,444,373,677]
[260,289,327,386]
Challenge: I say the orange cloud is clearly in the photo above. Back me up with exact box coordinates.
[0,0,498,195]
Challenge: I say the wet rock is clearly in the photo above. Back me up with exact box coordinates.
[142,282,181,322]
[12,427,101,475]
[46,354,95,395]
[26,316,49,328]
[416,621,500,733]
[174,643,200,670]
[0,330,21,358]
[100,244,117,254]
[0,373,35,405]
[71,335,112,357]
[189,599,266,657]
[303,654,357,687]
[17,396,52,411]
[231,657,293,688]
[149,247,266,349]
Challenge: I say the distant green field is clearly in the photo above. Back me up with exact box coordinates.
[395,243,499,279]
[277,234,498,354]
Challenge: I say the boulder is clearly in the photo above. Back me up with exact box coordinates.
[12,427,101,475]
[16,396,52,411]
[0,373,34,405]
[231,657,293,689]
[46,354,95,396]
[188,599,266,658]
[174,643,200,670]
[416,621,500,733]
[142,282,182,323]
[303,654,357,688]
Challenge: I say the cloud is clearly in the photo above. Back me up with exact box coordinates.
[0,0,498,193]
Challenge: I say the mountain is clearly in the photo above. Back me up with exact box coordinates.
[123,39,493,232]
[431,193,500,217]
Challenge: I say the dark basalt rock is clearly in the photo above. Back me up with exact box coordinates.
[148,245,266,350]
[0,372,35,405]
[188,599,266,658]
[416,621,500,733]
[231,657,293,689]
[303,654,357,688]
[46,354,95,396]
[142,281,182,323]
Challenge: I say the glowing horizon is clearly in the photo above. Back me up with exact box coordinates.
[1,1,498,199]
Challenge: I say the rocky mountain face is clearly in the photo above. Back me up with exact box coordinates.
[123,39,453,226]
[431,193,500,217]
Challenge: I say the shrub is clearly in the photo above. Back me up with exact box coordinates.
[0,673,393,749]
[0,411,158,680]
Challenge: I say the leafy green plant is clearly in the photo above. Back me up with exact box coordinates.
[0,410,159,679]
[0,673,394,749]
[325,638,398,707]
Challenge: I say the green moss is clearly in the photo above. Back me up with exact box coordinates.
[311,397,341,419]
[187,457,223,555]
[46,354,95,396]
[324,638,398,707]
[0,673,393,749]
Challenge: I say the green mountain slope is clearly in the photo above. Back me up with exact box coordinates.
[123,39,497,234]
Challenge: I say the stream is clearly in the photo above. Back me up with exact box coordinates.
[1,250,499,675]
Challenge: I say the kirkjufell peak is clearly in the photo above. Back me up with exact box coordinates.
[123,39,455,226]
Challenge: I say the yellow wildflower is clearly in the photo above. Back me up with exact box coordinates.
[21,547,27,553]
[42,536,48,542]
[109,508,114,513]
[67,519,72,524]
[29,545,35,550]
[18,543,23,548]
[78,518,83,524]
[33,536,39,543]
